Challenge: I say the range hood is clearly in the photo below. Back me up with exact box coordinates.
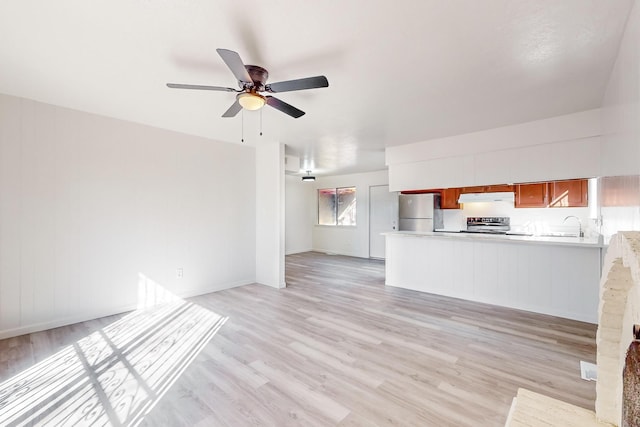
[457,192,515,204]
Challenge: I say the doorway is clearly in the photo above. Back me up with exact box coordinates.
[369,185,399,259]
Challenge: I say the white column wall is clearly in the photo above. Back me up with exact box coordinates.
[285,174,314,255]
[255,142,285,288]
[0,94,257,339]
[601,0,640,176]
[597,1,640,243]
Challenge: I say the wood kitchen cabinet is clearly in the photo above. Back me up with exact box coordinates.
[461,184,514,193]
[404,180,588,209]
[515,183,548,208]
[439,188,460,209]
[484,184,514,192]
[515,179,589,208]
[460,186,486,194]
[548,179,588,207]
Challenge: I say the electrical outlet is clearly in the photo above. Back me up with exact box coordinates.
[176,268,184,279]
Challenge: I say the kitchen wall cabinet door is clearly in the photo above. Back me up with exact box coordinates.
[484,184,515,193]
[515,183,548,208]
[460,185,513,193]
[460,186,485,194]
[548,179,588,207]
[440,188,461,209]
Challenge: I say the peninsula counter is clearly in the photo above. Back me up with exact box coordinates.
[384,231,603,323]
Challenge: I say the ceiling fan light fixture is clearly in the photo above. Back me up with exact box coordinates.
[237,92,266,111]
[302,171,316,182]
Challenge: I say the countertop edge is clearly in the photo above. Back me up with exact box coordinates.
[382,231,604,248]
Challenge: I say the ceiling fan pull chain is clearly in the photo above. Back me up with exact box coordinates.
[241,109,244,143]
[260,109,263,136]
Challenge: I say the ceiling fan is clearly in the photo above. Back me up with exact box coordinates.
[167,48,329,119]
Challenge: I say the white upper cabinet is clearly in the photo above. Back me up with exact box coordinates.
[389,155,474,191]
[549,137,601,181]
[386,110,605,191]
[474,149,514,186]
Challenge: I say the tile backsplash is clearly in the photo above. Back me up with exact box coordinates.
[442,201,592,236]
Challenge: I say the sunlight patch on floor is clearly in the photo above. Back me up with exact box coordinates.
[0,284,226,426]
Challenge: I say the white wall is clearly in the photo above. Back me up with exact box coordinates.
[601,0,640,176]
[599,0,640,243]
[312,170,388,258]
[255,142,285,288]
[0,94,256,339]
[285,174,314,255]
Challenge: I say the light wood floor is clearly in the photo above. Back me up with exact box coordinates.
[0,251,597,426]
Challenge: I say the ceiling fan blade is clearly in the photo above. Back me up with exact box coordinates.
[216,48,253,85]
[222,100,242,118]
[167,83,237,92]
[266,76,329,93]
[266,96,305,118]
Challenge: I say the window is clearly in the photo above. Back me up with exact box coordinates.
[318,187,356,226]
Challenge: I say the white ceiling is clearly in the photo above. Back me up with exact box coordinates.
[0,1,634,176]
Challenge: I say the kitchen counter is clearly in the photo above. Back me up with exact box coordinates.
[383,230,603,248]
[384,231,602,323]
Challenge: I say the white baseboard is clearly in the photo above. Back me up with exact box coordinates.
[311,247,368,258]
[0,306,138,341]
[0,279,254,340]
[285,247,314,255]
[176,278,254,300]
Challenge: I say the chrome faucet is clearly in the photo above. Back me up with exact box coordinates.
[563,215,584,237]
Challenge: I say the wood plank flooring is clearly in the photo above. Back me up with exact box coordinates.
[0,251,597,426]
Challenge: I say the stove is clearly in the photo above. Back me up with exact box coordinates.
[464,217,510,234]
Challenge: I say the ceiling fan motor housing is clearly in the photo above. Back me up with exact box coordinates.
[244,65,269,91]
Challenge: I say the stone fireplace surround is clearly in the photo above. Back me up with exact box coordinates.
[505,231,640,427]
